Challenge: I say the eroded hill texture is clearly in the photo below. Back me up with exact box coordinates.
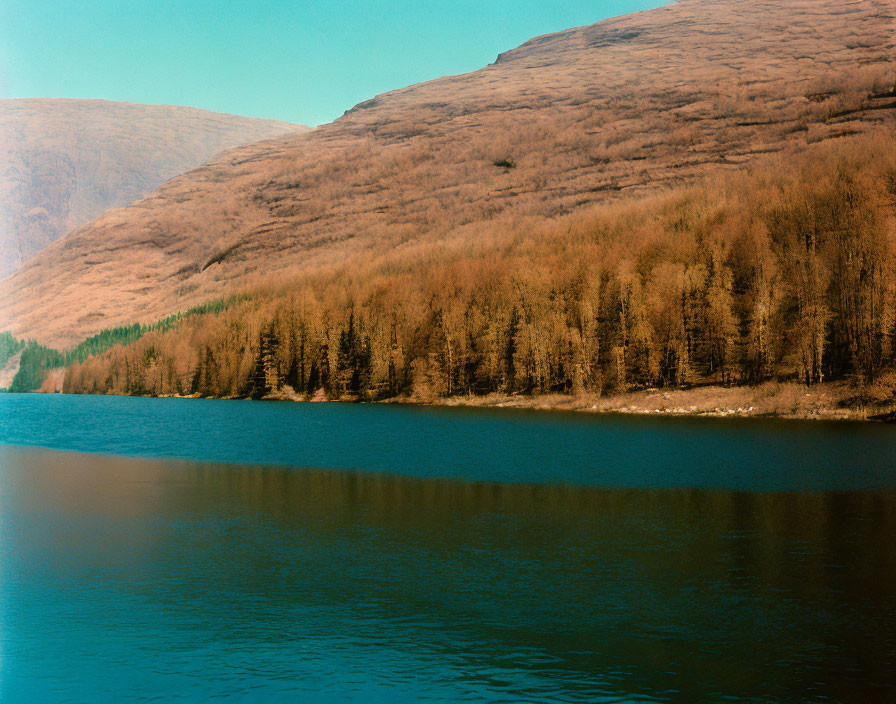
[2,0,895,347]
[0,99,305,276]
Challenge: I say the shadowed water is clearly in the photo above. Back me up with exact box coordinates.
[1,395,896,701]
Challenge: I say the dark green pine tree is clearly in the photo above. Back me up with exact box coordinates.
[194,346,216,397]
[249,325,280,399]
[336,312,372,397]
[307,358,320,395]
[285,323,306,392]
[315,335,331,393]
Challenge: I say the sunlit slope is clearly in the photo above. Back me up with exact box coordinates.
[3,0,894,347]
[0,99,306,276]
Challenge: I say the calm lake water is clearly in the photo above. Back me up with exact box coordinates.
[1,395,895,702]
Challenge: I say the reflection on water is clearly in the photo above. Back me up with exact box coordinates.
[2,393,896,491]
[1,446,895,702]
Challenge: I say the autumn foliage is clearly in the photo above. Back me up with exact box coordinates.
[5,0,894,348]
[63,134,896,402]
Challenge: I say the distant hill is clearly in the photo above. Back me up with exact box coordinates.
[0,99,306,276]
[2,0,894,348]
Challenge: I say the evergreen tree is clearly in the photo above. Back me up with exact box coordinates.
[336,312,372,396]
[249,325,280,399]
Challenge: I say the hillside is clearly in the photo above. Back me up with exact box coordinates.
[2,0,895,354]
[0,99,306,277]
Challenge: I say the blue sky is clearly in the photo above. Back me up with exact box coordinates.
[0,1,666,126]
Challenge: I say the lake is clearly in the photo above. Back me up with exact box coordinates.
[1,394,895,702]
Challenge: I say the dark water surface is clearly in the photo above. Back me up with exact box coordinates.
[1,395,896,702]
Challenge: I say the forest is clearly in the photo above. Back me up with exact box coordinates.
[56,133,896,405]
[0,331,24,368]
[4,298,244,392]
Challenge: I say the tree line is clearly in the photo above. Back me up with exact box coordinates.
[58,135,895,401]
[0,332,25,369]
[4,297,246,392]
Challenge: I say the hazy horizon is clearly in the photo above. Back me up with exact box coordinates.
[0,0,667,126]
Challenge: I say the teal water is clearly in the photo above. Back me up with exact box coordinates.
[1,394,896,702]
[1,394,894,490]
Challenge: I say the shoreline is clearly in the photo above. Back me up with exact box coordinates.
[249,379,896,423]
[385,381,896,423]
[12,379,895,423]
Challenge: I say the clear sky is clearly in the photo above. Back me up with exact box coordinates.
[0,1,667,127]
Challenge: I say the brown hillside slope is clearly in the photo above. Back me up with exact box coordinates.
[0,99,306,276]
[3,0,895,347]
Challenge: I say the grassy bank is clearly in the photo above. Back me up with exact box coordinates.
[418,383,896,422]
[266,377,895,422]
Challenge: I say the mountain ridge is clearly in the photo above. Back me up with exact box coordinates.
[2,0,894,347]
[0,98,308,277]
